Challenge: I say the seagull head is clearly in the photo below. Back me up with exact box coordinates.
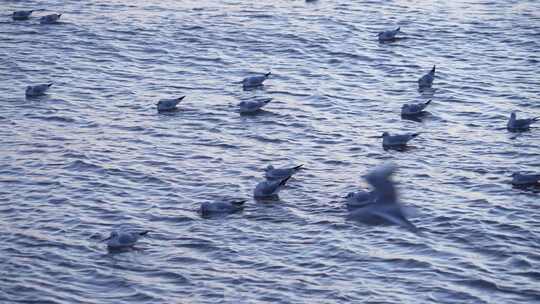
[101,231,118,242]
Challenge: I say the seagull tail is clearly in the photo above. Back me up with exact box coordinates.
[431,65,436,73]
[231,200,246,206]
[139,231,150,236]
[396,26,400,32]
[293,164,304,170]
[177,95,186,102]
[424,99,432,106]
[411,133,420,138]
[265,72,271,77]
[263,98,272,104]
[532,117,540,122]
[47,83,53,87]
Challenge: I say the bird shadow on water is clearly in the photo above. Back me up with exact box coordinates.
[25,94,51,102]
[157,108,183,115]
[378,37,410,45]
[239,109,275,118]
[383,145,418,152]
[401,112,430,123]
[242,85,266,92]
[254,195,281,203]
[507,130,534,140]
[512,184,540,193]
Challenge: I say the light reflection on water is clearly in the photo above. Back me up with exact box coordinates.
[1,0,539,303]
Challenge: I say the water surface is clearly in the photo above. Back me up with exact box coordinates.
[1,1,539,303]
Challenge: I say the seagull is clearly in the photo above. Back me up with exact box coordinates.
[12,10,34,20]
[25,83,52,97]
[348,163,417,232]
[378,27,400,42]
[265,164,304,180]
[238,98,272,114]
[242,72,271,89]
[418,65,436,90]
[401,100,431,116]
[507,112,539,132]
[379,132,420,148]
[511,172,540,186]
[345,190,375,211]
[101,230,149,249]
[254,176,292,198]
[200,200,246,217]
[40,13,61,24]
[157,96,185,112]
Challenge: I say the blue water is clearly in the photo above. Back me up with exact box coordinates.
[1,1,540,303]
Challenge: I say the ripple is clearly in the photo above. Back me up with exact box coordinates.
[1,1,540,303]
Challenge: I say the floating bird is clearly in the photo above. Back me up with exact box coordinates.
[511,172,540,186]
[348,163,417,232]
[507,112,539,132]
[157,96,185,112]
[418,65,436,90]
[101,230,149,249]
[238,98,272,114]
[242,72,271,89]
[379,132,420,148]
[401,100,431,116]
[378,27,400,42]
[25,83,52,97]
[265,164,304,180]
[200,200,246,217]
[40,13,61,24]
[12,10,33,20]
[254,176,292,198]
[345,190,375,211]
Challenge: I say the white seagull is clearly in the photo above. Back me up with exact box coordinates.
[401,100,431,116]
[265,164,304,180]
[345,190,376,211]
[348,163,418,232]
[13,10,34,20]
[418,65,436,90]
[25,83,52,97]
[507,112,539,132]
[379,132,420,148]
[254,176,292,198]
[242,72,271,89]
[101,230,149,249]
[157,96,185,112]
[511,172,540,186]
[238,98,272,114]
[40,13,61,24]
[378,27,400,42]
[200,200,246,217]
